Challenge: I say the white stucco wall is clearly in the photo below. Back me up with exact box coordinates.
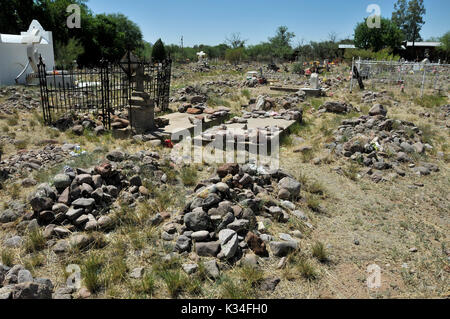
[0,21,55,86]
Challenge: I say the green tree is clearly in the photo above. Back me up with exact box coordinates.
[392,0,426,42]
[405,0,426,42]
[437,31,450,61]
[225,47,245,64]
[392,0,408,34]
[151,39,167,62]
[55,38,85,68]
[269,26,295,59]
[225,33,246,49]
[354,17,404,52]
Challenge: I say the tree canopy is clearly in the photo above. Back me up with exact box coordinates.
[0,0,143,66]
[392,0,426,42]
[354,17,404,52]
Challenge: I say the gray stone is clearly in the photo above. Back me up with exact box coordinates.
[369,104,387,116]
[292,210,308,221]
[203,260,220,279]
[260,277,281,292]
[72,198,95,210]
[69,234,92,250]
[195,241,220,257]
[53,226,71,238]
[130,267,145,279]
[227,219,249,233]
[52,240,70,254]
[278,177,301,198]
[0,286,13,299]
[241,253,259,267]
[12,281,52,299]
[191,230,210,242]
[279,233,294,241]
[0,209,21,223]
[52,203,69,215]
[182,263,198,275]
[175,235,191,253]
[215,182,229,193]
[97,216,113,230]
[280,200,295,210]
[184,210,212,231]
[106,150,125,162]
[65,208,84,221]
[17,269,33,283]
[269,241,298,257]
[218,229,238,259]
[4,236,23,248]
[53,174,71,191]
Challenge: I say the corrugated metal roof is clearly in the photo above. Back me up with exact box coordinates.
[338,44,356,49]
[406,42,441,47]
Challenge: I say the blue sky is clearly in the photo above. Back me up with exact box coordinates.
[87,0,450,46]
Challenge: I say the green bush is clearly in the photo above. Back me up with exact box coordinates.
[291,62,304,74]
[344,48,400,61]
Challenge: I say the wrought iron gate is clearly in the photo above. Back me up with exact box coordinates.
[37,54,172,129]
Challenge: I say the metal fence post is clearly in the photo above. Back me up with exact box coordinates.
[421,66,426,98]
[350,57,354,93]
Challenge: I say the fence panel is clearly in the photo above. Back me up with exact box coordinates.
[351,59,450,97]
[37,56,172,129]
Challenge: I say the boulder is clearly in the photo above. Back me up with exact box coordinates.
[184,210,212,232]
[218,229,238,259]
[269,241,298,257]
[195,241,220,257]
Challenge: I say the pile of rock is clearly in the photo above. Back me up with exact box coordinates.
[318,101,358,114]
[26,162,125,232]
[0,264,54,299]
[205,80,239,88]
[174,86,208,104]
[0,144,71,184]
[51,113,105,136]
[161,163,305,272]
[361,91,386,104]
[251,95,277,111]
[23,150,163,233]
[240,108,303,122]
[327,104,439,181]
[0,87,40,114]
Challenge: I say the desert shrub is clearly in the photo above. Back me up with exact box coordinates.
[291,62,304,74]
[297,258,318,280]
[160,269,188,298]
[1,249,14,267]
[180,165,198,186]
[82,253,105,293]
[312,242,328,263]
[24,228,46,253]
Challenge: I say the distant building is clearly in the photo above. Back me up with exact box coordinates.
[399,42,442,61]
[0,20,55,86]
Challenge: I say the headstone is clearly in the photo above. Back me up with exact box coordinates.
[310,73,319,89]
[128,65,156,134]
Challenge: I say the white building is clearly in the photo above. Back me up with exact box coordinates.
[0,20,55,86]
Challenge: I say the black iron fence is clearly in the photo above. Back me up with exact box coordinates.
[37,55,172,129]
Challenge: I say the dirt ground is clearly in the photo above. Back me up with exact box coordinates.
[0,61,448,299]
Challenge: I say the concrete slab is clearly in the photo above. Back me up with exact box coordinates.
[192,115,299,153]
[157,111,230,142]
